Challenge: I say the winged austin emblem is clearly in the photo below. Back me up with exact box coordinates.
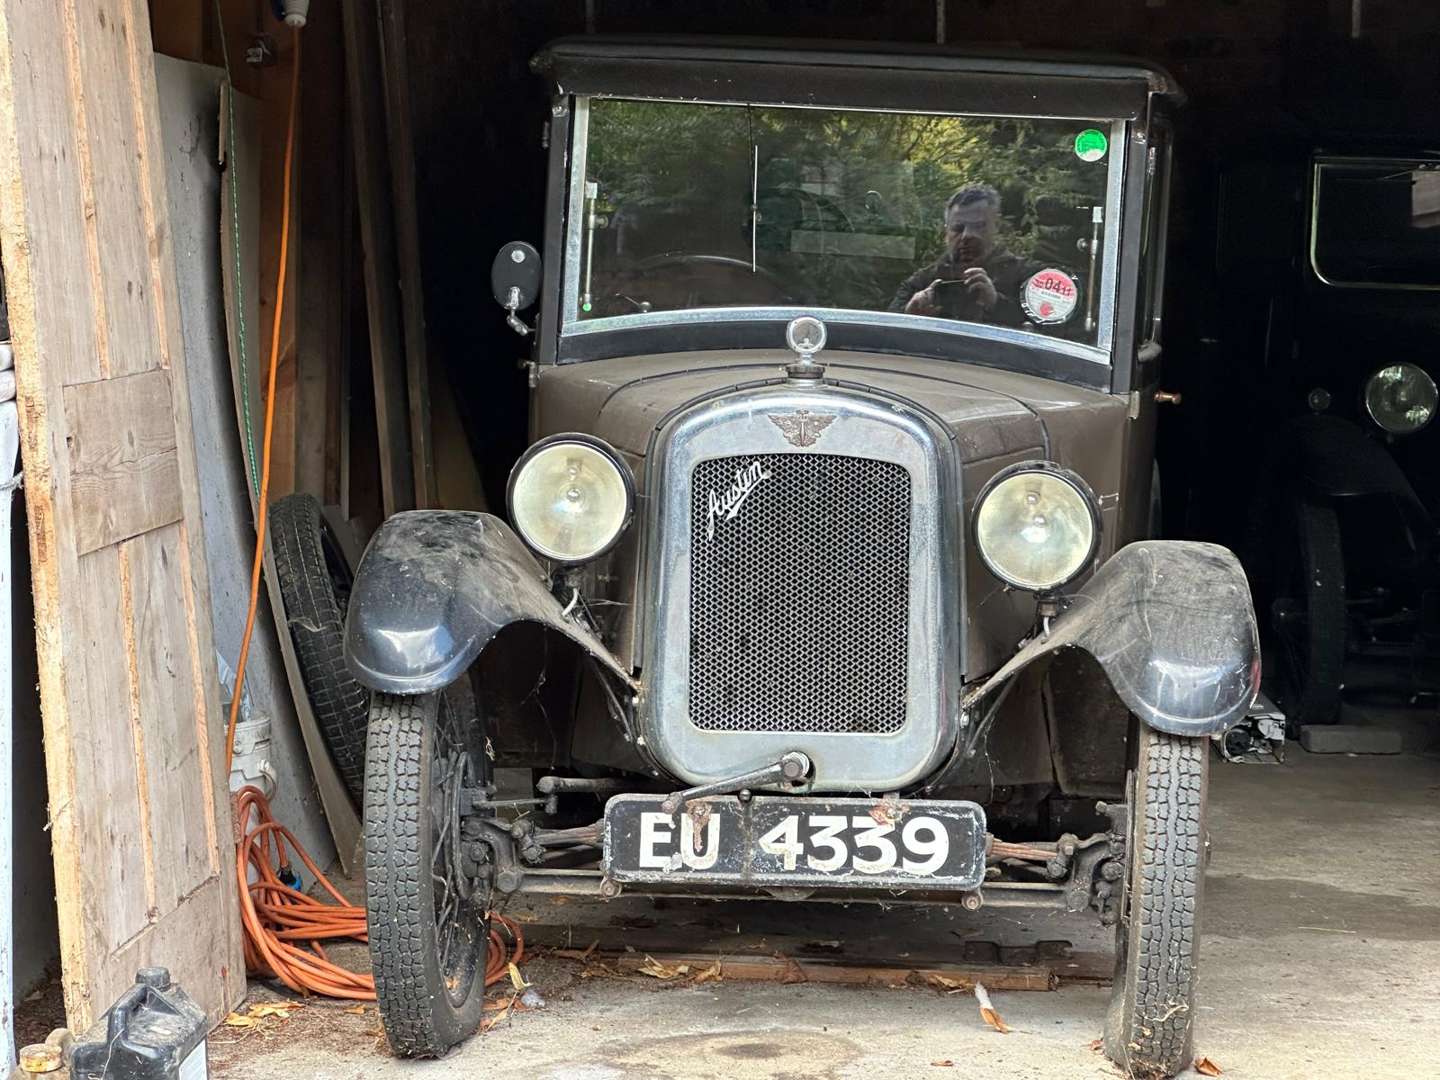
[769,410,836,448]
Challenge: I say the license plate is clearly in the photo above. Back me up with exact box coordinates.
[603,794,986,890]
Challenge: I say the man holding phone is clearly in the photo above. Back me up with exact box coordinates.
[889,184,1039,327]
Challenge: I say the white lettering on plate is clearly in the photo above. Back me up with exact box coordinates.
[638,812,673,869]
[706,460,772,540]
[680,813,721,870]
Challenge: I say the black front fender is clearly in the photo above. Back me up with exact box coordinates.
[966,541,1260,737]
[343,511,637,694]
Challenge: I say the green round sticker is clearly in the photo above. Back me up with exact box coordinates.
[1074,128,1108,163]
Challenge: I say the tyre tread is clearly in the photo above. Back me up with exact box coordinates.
[1110,729,1207,1079]
[269,494,369,801]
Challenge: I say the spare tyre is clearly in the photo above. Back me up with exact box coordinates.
[269,493,369,804]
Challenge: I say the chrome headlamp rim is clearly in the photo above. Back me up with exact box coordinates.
[971,460,1102,594]
[506,433,636,565]
[1363,362,1437,436]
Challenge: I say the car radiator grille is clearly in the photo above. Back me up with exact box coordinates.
[688,453,911,734]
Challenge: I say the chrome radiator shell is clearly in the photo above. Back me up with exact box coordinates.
[638,383,962,791]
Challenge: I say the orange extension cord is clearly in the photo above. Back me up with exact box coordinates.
[222,25,520,1000]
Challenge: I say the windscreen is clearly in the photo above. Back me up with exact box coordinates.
[1313,160,1440,289]
[572,98,1119,347]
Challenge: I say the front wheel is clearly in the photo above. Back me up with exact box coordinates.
[365,691,491,1056]
[1104,727,1208,1079]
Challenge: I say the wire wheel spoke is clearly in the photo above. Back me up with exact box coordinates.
[427,695,488,1007]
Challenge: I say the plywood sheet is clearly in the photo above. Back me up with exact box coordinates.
[154,54,334,867]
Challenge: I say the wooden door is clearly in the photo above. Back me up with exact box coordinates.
[0,0,243,1029]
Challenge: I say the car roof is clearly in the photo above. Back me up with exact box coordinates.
[533,35,1184,119]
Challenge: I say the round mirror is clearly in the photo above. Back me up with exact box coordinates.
[491,241,542,310]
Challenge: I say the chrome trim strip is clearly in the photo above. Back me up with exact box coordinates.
[560,98,591,326]
[639,383,962,792]
[1309,158,1440,293]
[576,92,1135,122]
[1095,118,1127,350]
[565,305,1111,366]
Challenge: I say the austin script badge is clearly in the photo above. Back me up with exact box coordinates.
[706,460,771,540]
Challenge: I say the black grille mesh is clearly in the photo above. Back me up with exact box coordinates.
[688,453,910,734]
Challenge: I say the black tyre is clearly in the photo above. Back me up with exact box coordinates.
[1105,728,1208,1079]
[1272,497,1345,726]
[270,494,369,802]
[365,691,492,1057]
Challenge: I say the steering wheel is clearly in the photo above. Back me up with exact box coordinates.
[594,252,801,315]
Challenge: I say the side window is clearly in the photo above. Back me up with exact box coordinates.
[1135,127,1172,345]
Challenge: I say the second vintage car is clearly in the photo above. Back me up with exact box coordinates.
[344,37,1260,1079]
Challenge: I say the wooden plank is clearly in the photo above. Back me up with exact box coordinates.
[376,0,435,508]
[341,0,415,516]
[63,370,183,554]
[295,6,347,502]
[73,548,153,959]
[0,0,243,1030]
[69,0,164,379]
[551,949,1059,991]
[125,523,218,908]
[146,0,205,61]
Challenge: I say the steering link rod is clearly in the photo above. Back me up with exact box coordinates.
[659,752,811,815]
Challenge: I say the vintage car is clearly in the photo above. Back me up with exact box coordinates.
[1216,146,1440,724]
[343,37,1261,1077]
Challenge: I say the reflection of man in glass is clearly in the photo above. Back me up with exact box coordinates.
[889,185,1038,327]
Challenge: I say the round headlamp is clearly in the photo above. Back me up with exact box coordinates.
[973,462,1101,593]
[507,435,634,564]
[1364,363,1436,436]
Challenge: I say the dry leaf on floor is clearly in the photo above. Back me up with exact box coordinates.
[1087,1039,1103,1052]
[925,973,972,993]
[637,955,690,980]
[480,997,515,1032]
[776,954,808,985]
[973,983,1010,1034]
[223,1014,259,1029]
[247,1002,303,1020]
[930,1060,955,1067]
[693,960,723,984]
[508,962,530,991]
[343,1005,367,1016]
[1195,1058,1223,1076]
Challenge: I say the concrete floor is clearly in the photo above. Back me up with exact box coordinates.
[211,742,1440,1079]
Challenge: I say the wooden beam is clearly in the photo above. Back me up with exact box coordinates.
[296,5,347,502]
[147,0,205,61]
[376,0,435,508]
[341,0,415,516]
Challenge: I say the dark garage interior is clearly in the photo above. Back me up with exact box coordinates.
[3,1,1437,1077]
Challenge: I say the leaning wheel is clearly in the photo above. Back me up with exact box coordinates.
[365,690,492,1057]
[1104,726,1208,1079]
[269,494,370,802]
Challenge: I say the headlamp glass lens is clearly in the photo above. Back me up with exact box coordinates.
[975,469,1096,591]
[1365,363,1437,435]
[510,441,630,562]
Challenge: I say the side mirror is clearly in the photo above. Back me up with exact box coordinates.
[491,241,542,312]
